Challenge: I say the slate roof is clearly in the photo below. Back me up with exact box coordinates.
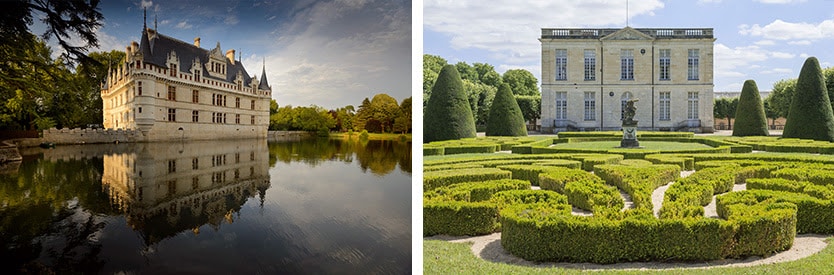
[137,28,266,88]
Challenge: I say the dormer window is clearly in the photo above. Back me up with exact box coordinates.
[195,71,200,82]
[170,63,177,77]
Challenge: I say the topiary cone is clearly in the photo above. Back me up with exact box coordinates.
[783,57,834,141]
[424,65,476,142]
[486,83,528,136]
[732,80,769,136]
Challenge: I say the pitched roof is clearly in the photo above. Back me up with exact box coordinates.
[258,63,270,90]
[137,28,265,87]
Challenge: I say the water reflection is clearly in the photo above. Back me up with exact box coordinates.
[0,138,410,274]
[102,141,270,245]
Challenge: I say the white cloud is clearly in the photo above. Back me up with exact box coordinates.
[800,53,810,58]
[224,15,239,25]
[140,0,153,8]
[770,52,796,59]
[788,40,812,45]
[739,19,834,41]
[754,40,775,46]
[761,68,793,74]
[698,0,722,3]
[714,44,770,78]
[424,0,664,74]
[175,21,192,29]
[755,0,806,3]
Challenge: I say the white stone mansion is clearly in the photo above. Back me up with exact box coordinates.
[101,21,272,141]
[539,27,715,133]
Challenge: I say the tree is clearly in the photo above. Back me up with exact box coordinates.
[73,50,125,127]
[369,93,400,133]
[516,95,541,126]
[0,0,103,66]
[763,100,779,130]
[783,57,834,141]
[393,97,411,134]
[713,97,738,130]
[354,97,372,132]
[455,62,478,83]
[765,78,797,120]
[473,63,502,87]
[423,54,448,110]
[732,80,769,136]
[486,83,527,136]
[424,65,476,142]
[269,99,279,115]
[502,69,540,96]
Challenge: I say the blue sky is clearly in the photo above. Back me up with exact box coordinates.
[45,0,411,109]
[424,0,834,93]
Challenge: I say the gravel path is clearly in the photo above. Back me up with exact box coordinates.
[426,170,831,270]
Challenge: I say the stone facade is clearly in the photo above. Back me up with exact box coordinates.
[540,27,715,133]
[101,23,272,141]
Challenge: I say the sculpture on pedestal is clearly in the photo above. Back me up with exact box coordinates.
[621,99,640,148]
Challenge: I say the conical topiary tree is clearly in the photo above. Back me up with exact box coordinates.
[424,65,476,142]
[486,83,528,136]
[783,57,834,141]
[732,80,769,136]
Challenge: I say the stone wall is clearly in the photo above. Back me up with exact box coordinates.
[268,131,315,141]
[41,128,147,145]
[0,141,22,163]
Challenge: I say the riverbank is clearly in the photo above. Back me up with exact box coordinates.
[331,132,412,142]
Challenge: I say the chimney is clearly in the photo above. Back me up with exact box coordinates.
[194,37,200,47]
[126,46,132,56]
[226,49,236,65]
[131,41,138,53]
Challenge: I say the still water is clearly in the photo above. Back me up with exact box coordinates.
[0,138,411,274]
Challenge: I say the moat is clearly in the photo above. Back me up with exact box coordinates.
[0,138,411,274]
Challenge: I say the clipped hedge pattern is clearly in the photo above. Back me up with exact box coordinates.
[423,168,511,190]
[424,179,532,236]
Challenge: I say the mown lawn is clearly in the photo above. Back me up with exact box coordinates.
[424,238,834,274]
[551,141,713,150]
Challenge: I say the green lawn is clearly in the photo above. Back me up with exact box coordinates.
[424,238,834,274]
[552,141,713,150]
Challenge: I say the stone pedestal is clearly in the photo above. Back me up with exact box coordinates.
[620,123,640,148]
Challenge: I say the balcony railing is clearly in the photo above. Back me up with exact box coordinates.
[541,28,713,39]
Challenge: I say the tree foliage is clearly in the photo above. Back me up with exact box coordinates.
[486,83,527,136]
[502,69,540,96]
[732,80,769,136]
[424,65,476,142]
[516,95,541,125]
[0,0,103,66]
[269,105,335,132]
[765,78,797,120]
[423,54,448,110]
[783,57,834,141]
[713,97,738,130]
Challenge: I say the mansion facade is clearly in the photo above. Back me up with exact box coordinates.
[101,23,272,141]
[539,27,715,133]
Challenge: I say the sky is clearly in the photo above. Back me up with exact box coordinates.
[41,0,412,110]
[424,0,834,93]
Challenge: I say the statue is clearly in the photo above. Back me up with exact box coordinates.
[621,98,640,148]
[623,98,638,126]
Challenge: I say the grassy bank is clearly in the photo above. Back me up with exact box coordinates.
[330,132,411,141]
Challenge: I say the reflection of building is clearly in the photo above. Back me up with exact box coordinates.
[540,27,715,133]
[101,140,269,244]
[100,12,271,141]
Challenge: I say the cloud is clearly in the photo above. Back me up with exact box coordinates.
[739,19,834,41]
[424,0,664,76]
[770,51,795,59]
[224,15,239,25]
[175,21,192,29]
[788,40,812,45]
[754,40,775,46]
[140,0,153,8]
[761,68,793,74]
[755,0,806,3]
[251,0,411,109]
[697,0,722,3]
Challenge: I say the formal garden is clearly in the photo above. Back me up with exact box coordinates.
[422,58,834,273]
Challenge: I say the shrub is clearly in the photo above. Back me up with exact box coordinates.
[538,167,602,193]
[423,168,511,190]
[424,65,477,142]
[782,57,834,141]
[594,164,679,211]
[423,200,499,236]
[733,79,770,137]
[359,129,369,140]
[717,189,834,234]
[423,146,444,156]
[486,83,528,136]
[496,165,573,186]
[564,179,624,212]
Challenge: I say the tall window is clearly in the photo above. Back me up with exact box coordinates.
[137,81,143,96]
[251,100,256,110]
[192,110,199,122]
[235,114,240,124]
[251,115,255,125]
[583,49,595,81]
[620,92,632,120]
[688,49,700,80]
[687,92,699,119]
[236,97,241,108]
[167,108,176,122]
[192,90,199,103]
[555,92,567,120]
[555,49,567,80]
[167,86,176,101]
[659,92,671,121]
[584,92,596,121]
[195,71,200,82]
[620,50,634,80]
[659,49,671,80]
[170,63,177,77]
